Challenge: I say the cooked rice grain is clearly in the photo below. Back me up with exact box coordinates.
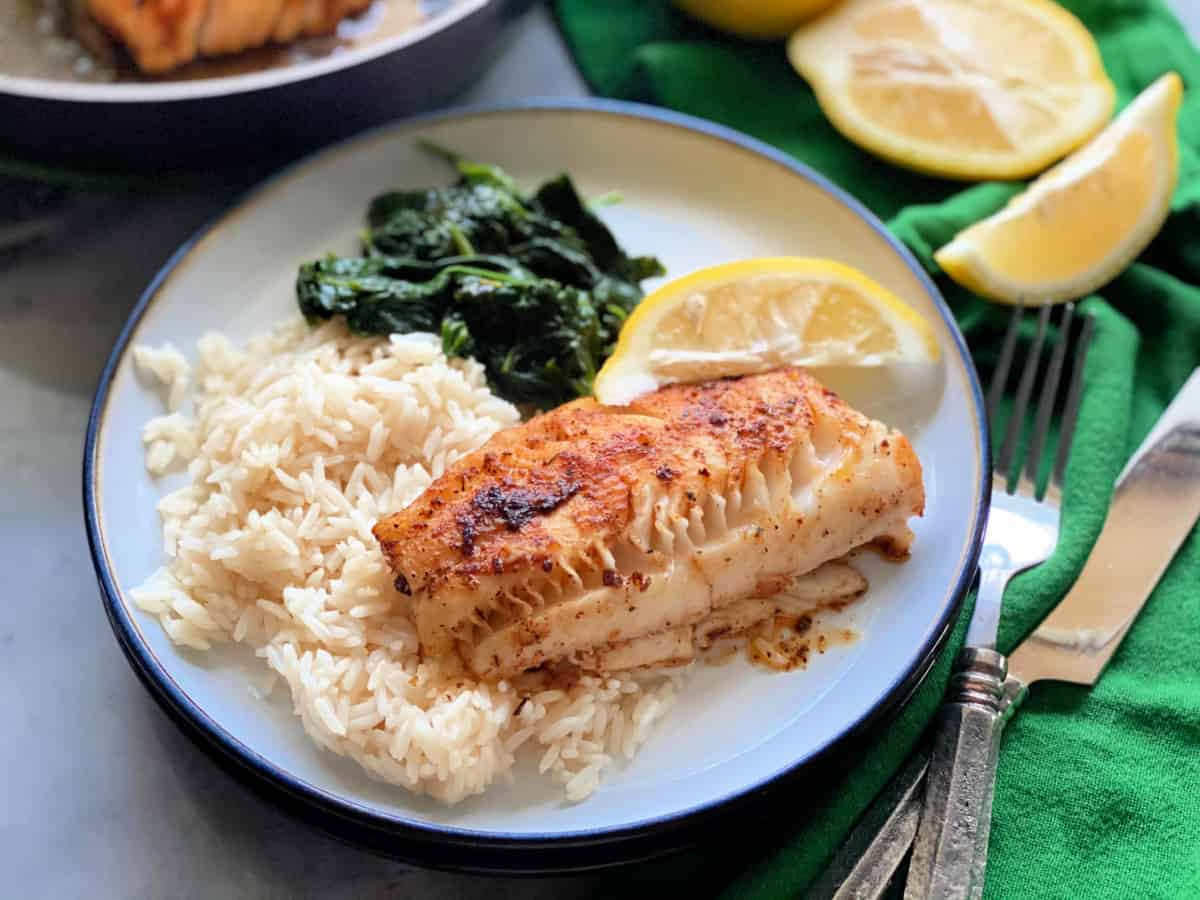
[131,319,682,803]
[134,341,190,411]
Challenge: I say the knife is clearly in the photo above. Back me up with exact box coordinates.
[809,368,1200,900]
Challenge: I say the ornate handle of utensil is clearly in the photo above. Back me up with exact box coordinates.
[903,647,1007,900]
[805,750,930,900]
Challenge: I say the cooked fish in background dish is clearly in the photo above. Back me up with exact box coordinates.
[4,1,426,82]
[375,368,925,681]
[86,0,372,72]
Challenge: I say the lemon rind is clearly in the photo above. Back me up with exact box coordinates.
[787,0,1117,181]
[933,73,1182,305]
[594,257,941,405]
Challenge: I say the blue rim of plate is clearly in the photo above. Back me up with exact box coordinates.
[83,97,991,871]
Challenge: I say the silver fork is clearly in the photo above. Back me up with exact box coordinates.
[903,302,1094,900]
[808,302,1094,900]
[964,302,1092,652]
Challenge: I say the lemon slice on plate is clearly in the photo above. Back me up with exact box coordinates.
[787,0,1115,180]
[593,257,939,406]
[935,73,1182,305]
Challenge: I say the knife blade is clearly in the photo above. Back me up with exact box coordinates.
[807,368,1200,900]
[1007,368,1200,690]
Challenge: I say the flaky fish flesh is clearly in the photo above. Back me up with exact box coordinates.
[374,368,924,680]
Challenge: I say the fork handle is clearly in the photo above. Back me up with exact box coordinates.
[903,648,1008,900]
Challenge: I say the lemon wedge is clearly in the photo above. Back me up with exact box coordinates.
[673,0,842,40]
[935,73,1182,305]
[593,258,939,406]
[787,0,1115,180]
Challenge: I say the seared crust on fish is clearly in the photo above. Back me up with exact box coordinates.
[86,0,372,73]
[374,368,924,680]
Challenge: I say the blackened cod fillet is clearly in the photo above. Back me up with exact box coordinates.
[374,368,924,680]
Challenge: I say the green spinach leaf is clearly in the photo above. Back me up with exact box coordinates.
[297,145,664,408]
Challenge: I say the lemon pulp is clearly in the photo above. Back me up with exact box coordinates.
[788,0,1115,179]
[594,257,939,406]
[935,73,1182,304]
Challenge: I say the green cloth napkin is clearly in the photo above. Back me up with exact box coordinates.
[556,2,1200,897]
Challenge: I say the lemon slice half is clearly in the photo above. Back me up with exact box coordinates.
[935,72,1182,305]
[787,0,1116,180]
[593,257,939,406]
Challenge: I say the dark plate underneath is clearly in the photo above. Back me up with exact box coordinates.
[0,0,529,174]
[104,578,964,874]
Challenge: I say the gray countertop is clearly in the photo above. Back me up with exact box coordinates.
[5,4,1199,898]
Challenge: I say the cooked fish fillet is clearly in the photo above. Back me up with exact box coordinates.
[199,0,283,58]
[85,0,209,73]
[374,368,924,680]
[85,0,372,73]
[582,560,870,673]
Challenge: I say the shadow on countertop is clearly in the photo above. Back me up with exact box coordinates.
[0,181,234,402]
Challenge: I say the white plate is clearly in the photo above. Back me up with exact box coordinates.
[85,101,987,870]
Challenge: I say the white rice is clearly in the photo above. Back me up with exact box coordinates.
[131,318,682,804]
[133,341,190,411]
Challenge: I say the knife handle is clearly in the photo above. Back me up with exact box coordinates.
[904,648,1007,900]
[807,676,1028,900]
[805,751,930,900]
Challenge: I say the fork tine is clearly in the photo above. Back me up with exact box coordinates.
[1023,303,1075,494]
[996,304,1051,480]
[987,303,1024,433]
[1051,313,1095,487]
